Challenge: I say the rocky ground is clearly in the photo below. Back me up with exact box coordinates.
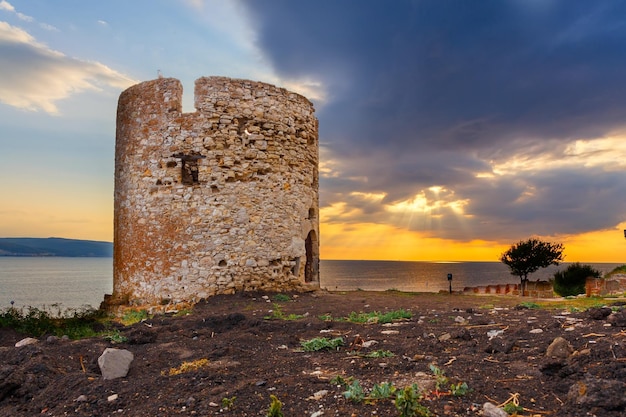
[2,291,626,417]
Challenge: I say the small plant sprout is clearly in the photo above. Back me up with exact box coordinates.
[104,330,128,344]
[370,382,396,400]
[429,364,449,392]
[329,375,354,387]
[364,349,394,358]
[395,385,430,417]
[221,396,236,410]
[266,394,284,417]
[343,379,365,403]
[264,304,304,320]
[450,381,470,397]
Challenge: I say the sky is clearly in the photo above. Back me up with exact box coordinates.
[1,0,625,263]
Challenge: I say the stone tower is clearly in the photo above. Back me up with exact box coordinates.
[111,76,319,307]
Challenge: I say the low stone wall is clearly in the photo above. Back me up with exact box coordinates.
[586,275,626,297]
[462,280,554,298]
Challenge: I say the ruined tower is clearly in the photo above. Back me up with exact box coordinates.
[111,76,319,307]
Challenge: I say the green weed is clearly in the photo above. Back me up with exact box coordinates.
[329,375,354,386]
[343,380,365,403]
[450,381,470,397]
[221,396,236,410]
[264,304,304,320]
[503,402,524,414]
[395,385,430,417]
[103,330,128,344]
[364,349,395,358]
[272,293,291,302]
[517,301,541,309]
[300,337,344,351]
[370,382,396,400]
[429,364,449,391]
[266,394,284,417]
[120,309,149,325]
[323,309,412,324]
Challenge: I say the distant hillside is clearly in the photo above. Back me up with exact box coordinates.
[0,237,113,257]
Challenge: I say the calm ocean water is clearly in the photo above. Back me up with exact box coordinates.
[0,257,622,310]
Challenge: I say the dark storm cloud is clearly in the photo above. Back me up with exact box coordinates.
[241,0,626,241]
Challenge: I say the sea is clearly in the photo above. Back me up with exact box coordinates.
[0,257,622,311]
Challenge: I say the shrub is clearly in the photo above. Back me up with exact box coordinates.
[552,263,601,297]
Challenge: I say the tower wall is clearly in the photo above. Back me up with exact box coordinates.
[112,76,319,307]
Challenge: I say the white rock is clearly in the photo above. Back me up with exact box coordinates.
[15,337,38,347]
[530,328,544,334]
[308,390,328,400]
[107,394,119,402]
[98,348,134,380]
[487,330,504,340]
[362,340,378,348]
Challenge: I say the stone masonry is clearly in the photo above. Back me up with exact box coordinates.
[110,76,319,307]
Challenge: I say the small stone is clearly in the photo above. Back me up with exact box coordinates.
[487,329,504,340]
[98,348,134,380]
[46,335,59,344]
[361,340,378,348]
[381,330,399,335]
[546,336,573,359]
[438,333,451,342]
[309,390,328,400]
[482,402,508,417]
[15,337,38,347]
[74,395,88,402]
[529,328,543,334]
[108,394,118,402]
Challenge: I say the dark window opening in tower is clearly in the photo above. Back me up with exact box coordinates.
[182,159,199,184]
[173,153,205,185]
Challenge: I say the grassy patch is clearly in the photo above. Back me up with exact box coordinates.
[527,297,609,311]
[322,309,412,324]
[517,301,541,309]
[120,309,149,326]
[272,293,291,302]
[0,305,106,339]
[264,304,305,320]
[364,349,395,358]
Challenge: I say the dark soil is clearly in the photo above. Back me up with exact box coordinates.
[2,291,626,417]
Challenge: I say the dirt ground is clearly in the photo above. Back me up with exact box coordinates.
[2,290,626,417]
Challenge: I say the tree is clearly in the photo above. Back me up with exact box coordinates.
[500,238,564,296]
[552,263,601,297]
